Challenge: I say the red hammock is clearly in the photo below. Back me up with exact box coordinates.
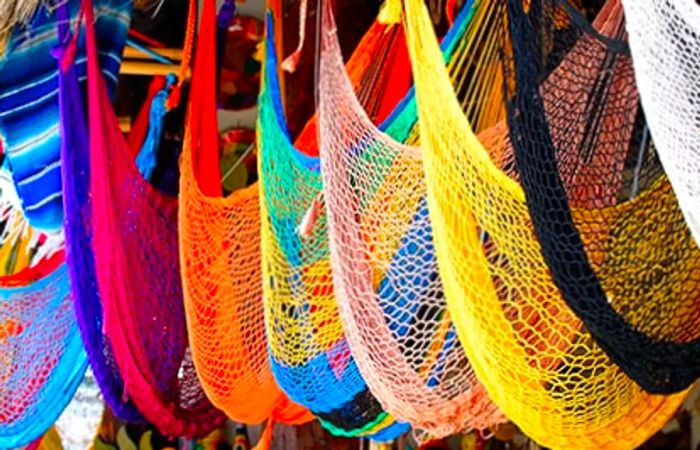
[84,0,225,437]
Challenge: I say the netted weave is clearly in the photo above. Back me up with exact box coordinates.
[318,0,504,439]
[0,250,87,449]
[506,0,700,394]
[84,0,225,437]
[180,0,313,430]
[623,0,700,247]
[259,14,409,440]
[402,0,690,447]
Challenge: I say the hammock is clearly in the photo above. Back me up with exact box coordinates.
[401,0,690,447]
[259,14,409,440]
[506,0,700,394]
[623,0,700,247]
[180,0,313,436]
[317,0,505,438]
[0,247,87,449]
[57,0,160,421]
[84,0,226,437]
[0,0,130,231]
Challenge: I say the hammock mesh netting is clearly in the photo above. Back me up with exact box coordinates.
[401,0,690,447]
[318,0,506,439]
[0,252,87,449]
[180,0,312,433]
[623,0,700,248]
[84,0,225,437]
[259,15,410,440]
[56,1,143,422]
[506,0,700,394]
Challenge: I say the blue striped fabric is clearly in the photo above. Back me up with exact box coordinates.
[0,0,131,231]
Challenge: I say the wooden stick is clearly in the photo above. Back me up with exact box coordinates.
[123,46,183,61]
[119,60,191,78]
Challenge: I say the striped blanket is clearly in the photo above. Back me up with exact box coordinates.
[0,0,131,231]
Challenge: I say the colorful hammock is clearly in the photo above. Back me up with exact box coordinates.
[0,0,130,231]
[623,0,700,247]
[56,0,145,422]
[259,14,409,440]
[84,0,225,437]
[506,0,700,394]
[401,0,690,447]
[0,246,87,448]
[180,0,312,438]
[317,0,505,439]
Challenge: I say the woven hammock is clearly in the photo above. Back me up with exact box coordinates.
[83,0,225,437]
[56,1,144,422]
[0,0,130,231]
[401,0,690,447]
[623,0,700,247]
[259,14,410,440]
[0,246,87,448]
[506,0,700,394]
[317,0,505,439]
[180,0,313,435]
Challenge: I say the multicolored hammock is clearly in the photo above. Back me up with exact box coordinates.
[56,0,144,422]
[623,0,700,247]
[259,14,409,440]
[317,0,505,439]
[180,0,312,439]
[506,0,700,394]
[84,0,225,437]
[0,0,130,231]
[401,0,690,447]
[0,243,87,449]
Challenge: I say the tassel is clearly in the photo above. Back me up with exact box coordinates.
[445,0,457,25]
[251,419,276,450]
[135,75,175,181]
[297,193,324,238]
[378,0,402,24]
[281,0,307,73]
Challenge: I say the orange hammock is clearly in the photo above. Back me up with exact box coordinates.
[181,0,411,443]
[180,0,312,438]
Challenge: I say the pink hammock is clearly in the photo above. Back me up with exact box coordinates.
[317,0,504,438]
[84,0,225,437]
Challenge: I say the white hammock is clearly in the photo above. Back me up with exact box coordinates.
[623,0,700,247]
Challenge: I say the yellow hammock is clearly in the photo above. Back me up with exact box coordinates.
[401,0,690,448]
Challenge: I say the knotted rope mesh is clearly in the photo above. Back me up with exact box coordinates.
[0,252,87,449]
[84,0,225,437]
[180,0,312,430]
[259,14,409,440]
[402,0,690,447]
[506,0,700,394]
[318,0,505,439]
[622,0,700,247]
